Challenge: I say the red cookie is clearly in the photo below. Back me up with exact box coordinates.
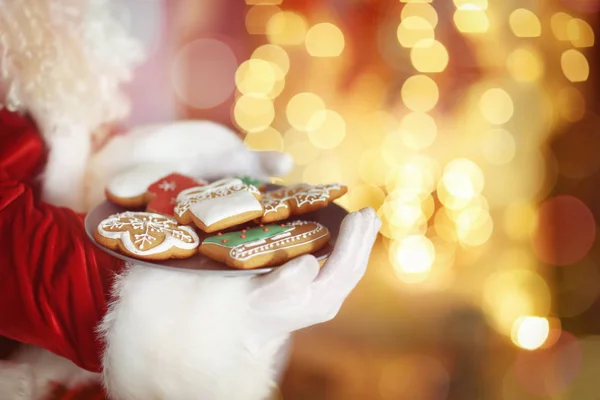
[146,174,203,216]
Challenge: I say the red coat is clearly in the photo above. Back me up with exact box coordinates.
[0,109,124,376]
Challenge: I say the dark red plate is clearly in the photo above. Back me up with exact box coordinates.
[84,186,348,276]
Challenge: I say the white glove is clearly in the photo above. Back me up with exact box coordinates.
[244,207,381,355]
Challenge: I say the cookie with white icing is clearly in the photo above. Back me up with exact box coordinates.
[105,168,204,216]
[94,211,200,261]
[199,221,330,269]
[260,183,348,223]
[174,178,264,233]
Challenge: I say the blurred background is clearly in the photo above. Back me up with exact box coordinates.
[117,0,599,398]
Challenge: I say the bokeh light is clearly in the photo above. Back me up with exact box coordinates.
[511,316,550,350]
[506,48,544,82]
[401,75,439,112]
[266,11,308,46]
[401,3,439,28]
[235,59,278,97]
[399,112,438,150]
[305,23,345,57]
[479,88,514,125]
[509,9,542,38]
[243,126,283,151]
[171,39,237,109]
[234,95,275,132]
[561,49,590,82]
[410,40,449,73]
[286,92,326,131]
[453,5,489,34]
[551,12,573,41]
[397,17,435,48]
[246,5,281,35]
[390,235,436,283]
[307,110,347,149]
[480,129,516,165]
[251,44,290,79]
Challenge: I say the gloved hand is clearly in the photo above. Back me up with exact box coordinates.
[244,207,381,355]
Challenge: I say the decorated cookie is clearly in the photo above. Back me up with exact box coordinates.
[94,211,200,261]
[260,183,348,223]
[199,221,330,269]
[145,173,204,216]
[174,178,263,233]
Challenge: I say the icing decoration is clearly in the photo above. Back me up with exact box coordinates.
[107,165,174,198]
[204,224,292,248]
[202,221,328,261]
[261,183,344,216]
[237,175,266,188]
[175,178,262,226]
[97,212,199,256]
[146,173,203,216]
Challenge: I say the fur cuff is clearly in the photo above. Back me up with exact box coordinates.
[99,265,288,400]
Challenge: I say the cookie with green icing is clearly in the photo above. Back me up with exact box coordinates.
[237,175,267,191]
[199,221,330,269]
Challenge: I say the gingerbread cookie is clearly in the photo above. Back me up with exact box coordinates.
[260,183,348,223]
[94,211,200,261]
[237,175,268,191]
[145,173,203,216]
[199,221,330,269]
[174,178,263,233]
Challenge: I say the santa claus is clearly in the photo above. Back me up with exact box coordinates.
[0,1,380,399]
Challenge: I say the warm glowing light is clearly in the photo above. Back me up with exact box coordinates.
[359,148,390,186]
[399,112,437,150]
[410,40,449,73]
[483,270,551,335]
[266,11,308,46]
[235,59,277,97]
[246,0,282,4]
[347,185,386,212]
[396,17,435,48]
[455,207,493,247]
[507,48,543,82]
[453,0,488,9]
[305,23,345,57]
[307,110,346,149]
[504,202,538,240]
[561,49,590,82]
[251,44,290,79]
[286,92,326,130]
[442,158,485,200]
[385,158,438,196]
[246,5,281,35]
[551,12,572,41]
[557,86,586,122]
[390,235,435,282]
[284,129,320,166]
[401,3,438,28]
[401,75,439,112]
[479,88,514,125]
[511,317,550,350]
[567,18,595,48]
[243,127,283,151]
[481,129,516,165]
[509,9,541,38]
[453,6,489,33]
[234,95,275,133]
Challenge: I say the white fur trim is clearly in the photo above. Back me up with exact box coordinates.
[100,265,288,400]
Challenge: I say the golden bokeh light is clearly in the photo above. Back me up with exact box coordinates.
[567,18,595,48]
[266,11,308,46]
[506,47,543,82]
[509,9,542,38]
[286,92,326,130]
[385,157,439,197]
[396,17,435,48]
[302,156,343,185]
[235,59,277,97]
[453,0,488,8]
[390,235,436,283]
[245,0,282,4]
[453,6,489,34]
[401,75,439,112]
[551,12,572,41]
[305,23,345,57]
[557,86,586,122]
[401,3,438,28]
[479,88,514,125]
[561,49,590,82]
[481,129,516,165]
[410,40,449,73]
[483,270,551,335]
[455,206,493,247]
[442,158,485,201]
[399,112,437,150]
[307,110,346,149]
[347,185,386,212]
[243,127,283,151]
[284,129,320,165]
[234,95,275,133]
[359,148,391,186]
[251,44,290,79]
[245,5,281,35]
[511,316,550,350]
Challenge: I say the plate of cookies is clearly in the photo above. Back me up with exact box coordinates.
[84,172,348,276]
